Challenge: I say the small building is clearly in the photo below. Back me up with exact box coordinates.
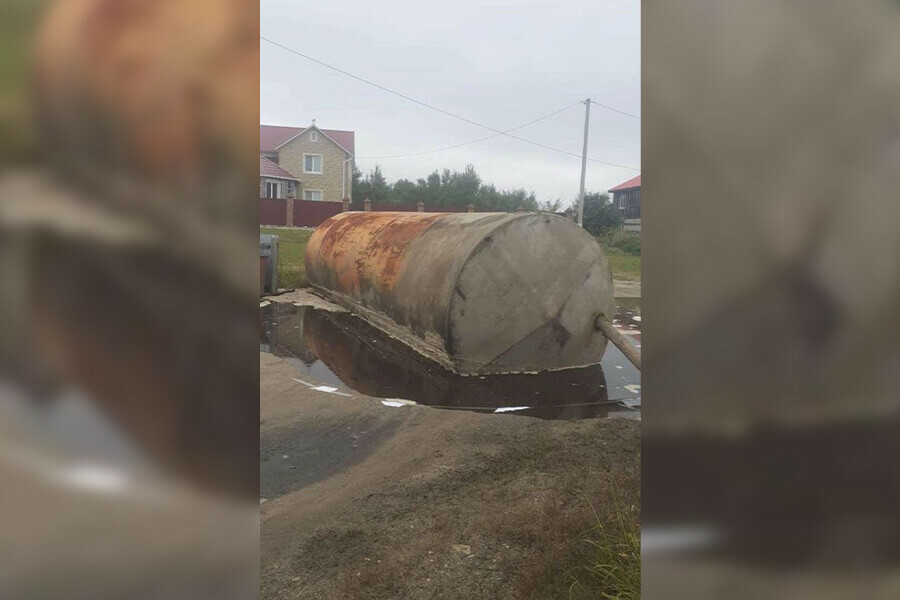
[609,174,641,233]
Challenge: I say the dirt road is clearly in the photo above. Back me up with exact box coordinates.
[261,352,640,599]
[614,279,641,298]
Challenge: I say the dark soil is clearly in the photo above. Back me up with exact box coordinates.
[261,352,641,599]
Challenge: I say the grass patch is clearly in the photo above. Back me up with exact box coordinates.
[532,492,640,600]
[594,231,640,281]
[566,502,641,600]
[260,227,313,289]
[606,253,641,281]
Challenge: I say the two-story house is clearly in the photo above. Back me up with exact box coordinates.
[259,123,355,201]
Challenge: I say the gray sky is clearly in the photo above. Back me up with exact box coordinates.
[260,0,640,203]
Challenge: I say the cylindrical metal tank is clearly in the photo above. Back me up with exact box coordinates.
[305,211,615,375]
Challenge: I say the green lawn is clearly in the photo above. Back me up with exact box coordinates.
[596,231,640,281]
[607,253,641,281]
[260,227,314,289]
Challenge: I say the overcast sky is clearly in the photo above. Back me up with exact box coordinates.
[260,0,640,203]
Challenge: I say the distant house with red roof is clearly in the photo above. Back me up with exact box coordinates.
[609,174,641,232]
[259,123,355,202]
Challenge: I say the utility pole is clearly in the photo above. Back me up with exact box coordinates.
[576,98,591,227]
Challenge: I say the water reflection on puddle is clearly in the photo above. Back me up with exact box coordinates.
[260,301,641,420]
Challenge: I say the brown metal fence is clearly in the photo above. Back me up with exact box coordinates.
[293,199,343,227]
[262,197,478,228]
[259,198,287,226]
[347,202,477,214]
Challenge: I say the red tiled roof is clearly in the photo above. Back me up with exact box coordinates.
[260,124,355,155]
[259,155,298,180]
[609,174,641,192]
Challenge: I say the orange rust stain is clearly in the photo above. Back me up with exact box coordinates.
[308,212,444,298]
[34,0,258,183]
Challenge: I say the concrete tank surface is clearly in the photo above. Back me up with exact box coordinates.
[305,211,615,375]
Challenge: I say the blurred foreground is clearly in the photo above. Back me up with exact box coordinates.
[643,0,900,597]
[0,0,259,597]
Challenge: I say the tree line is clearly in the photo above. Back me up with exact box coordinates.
[353,164,540,213]
[352,164,624,236]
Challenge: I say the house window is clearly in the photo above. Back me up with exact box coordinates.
[618,195,626,209]
[265,180,282,198]
[303,189,323,201]
[309,130,318,142]
[303,154,323,174]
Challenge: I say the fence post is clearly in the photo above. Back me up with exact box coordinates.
[342,197,350,212]
[285,198,294,227]
[417,201,424,213]
[467,204,475,213]
[364,197,372,212]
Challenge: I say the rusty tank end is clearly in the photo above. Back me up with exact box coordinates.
[33,0,259,184]
[305,211,616,375]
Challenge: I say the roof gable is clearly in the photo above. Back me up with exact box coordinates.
[260,124,355,155]
[609,174,641,192]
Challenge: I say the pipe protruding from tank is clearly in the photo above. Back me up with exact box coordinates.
[595,313,641,371]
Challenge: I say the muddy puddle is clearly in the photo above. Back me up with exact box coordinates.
[260,300,641,420]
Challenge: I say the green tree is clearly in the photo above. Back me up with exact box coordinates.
[354,165,390,203]
[352,163,371,201]
[392,178,419,205]
[579,192,623,237]
[352,163,542,212]
[539,198,566,213]
[366,165,390,203]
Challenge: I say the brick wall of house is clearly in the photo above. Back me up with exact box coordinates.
[277,130,352,202]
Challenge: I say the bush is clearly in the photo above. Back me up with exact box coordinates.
[596,229,640,256]
[582,192,623,237]
[612,233,641,255]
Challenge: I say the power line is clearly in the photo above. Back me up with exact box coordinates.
[356,101,582,160]
[590,99,641,120]
[260,36,640,171]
